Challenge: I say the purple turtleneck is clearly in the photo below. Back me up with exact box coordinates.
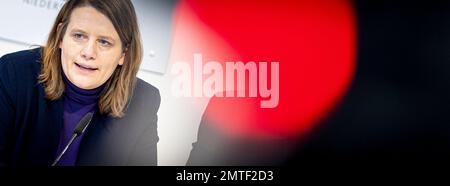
[55,73,105,166]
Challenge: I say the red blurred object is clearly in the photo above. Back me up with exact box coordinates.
[172,0,356,139]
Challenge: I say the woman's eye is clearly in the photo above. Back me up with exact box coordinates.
[73,33,85,40]
[98,39,112,47]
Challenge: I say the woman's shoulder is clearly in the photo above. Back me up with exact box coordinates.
[0,47,43,97]
[135,79,159,97]
[133,79,161,112]
[0,47,42,74]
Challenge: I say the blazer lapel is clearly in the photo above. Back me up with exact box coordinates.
[27,97,64,165]
[47,98,64,157]
[76,110,108,165]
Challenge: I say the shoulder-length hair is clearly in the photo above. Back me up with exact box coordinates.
[39,0,143,118]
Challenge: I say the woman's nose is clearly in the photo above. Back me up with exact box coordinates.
[80,40,97,61]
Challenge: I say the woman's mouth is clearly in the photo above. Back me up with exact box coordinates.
[75,62,98,72]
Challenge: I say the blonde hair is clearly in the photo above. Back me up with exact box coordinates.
[39,0,143,118]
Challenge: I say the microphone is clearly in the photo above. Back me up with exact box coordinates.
[52,112,94,166]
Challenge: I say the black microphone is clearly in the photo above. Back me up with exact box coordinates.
[52,112,94,166]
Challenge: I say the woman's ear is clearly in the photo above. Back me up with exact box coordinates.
[118,53,125,66]
[118,48,128,66]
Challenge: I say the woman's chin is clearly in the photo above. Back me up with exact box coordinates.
[70,78,97,90]
[75,83,95,90]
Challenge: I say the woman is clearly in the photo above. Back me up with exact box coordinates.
[0,0,160,166]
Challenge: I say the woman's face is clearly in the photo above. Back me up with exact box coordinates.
[60,6,124,90]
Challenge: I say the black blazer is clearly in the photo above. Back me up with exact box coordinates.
[0,48,160,166]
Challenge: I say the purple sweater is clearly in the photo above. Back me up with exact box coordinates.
[54,73,105,166]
